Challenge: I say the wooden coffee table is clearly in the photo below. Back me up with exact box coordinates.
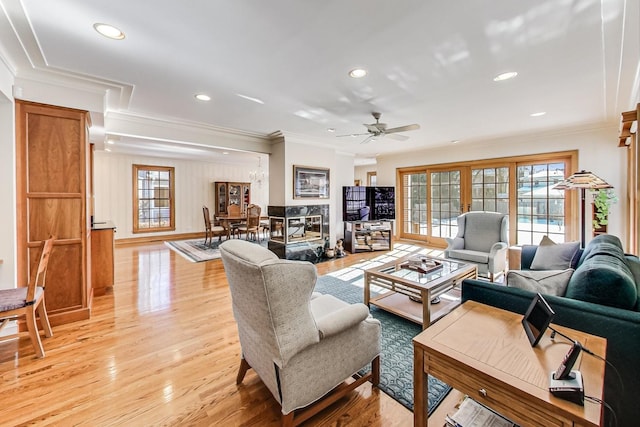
[364,255,477,329]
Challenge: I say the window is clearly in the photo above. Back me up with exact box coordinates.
[402,172,427,235]
[133,165,175,233]
[516,162,567,244]
[430,170,462,238]
[471,167,509,213]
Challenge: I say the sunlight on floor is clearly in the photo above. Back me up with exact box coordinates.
[326,242,445,292]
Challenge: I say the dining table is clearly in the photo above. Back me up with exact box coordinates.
[216,215,271,240]
[215,214,247,239]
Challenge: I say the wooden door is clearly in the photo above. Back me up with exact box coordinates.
[16,100,91,325]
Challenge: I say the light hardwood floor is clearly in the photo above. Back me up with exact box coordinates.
[0,240,457,426]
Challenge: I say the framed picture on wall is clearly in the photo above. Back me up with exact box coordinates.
[293,165,330,199]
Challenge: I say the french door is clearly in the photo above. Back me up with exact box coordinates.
[399,153,575,246]
[402,167,465,245]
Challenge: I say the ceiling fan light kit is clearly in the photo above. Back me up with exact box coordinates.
[337,112,420,144]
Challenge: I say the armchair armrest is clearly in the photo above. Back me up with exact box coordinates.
[315,303,370,339]
[488,242,508,272]
[489,241,508,256]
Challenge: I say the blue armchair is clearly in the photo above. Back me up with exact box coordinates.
[444,211,509,282]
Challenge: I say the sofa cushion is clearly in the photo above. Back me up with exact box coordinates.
[530,236,580,270]
[506,269,574,296]
[565,239,637,310]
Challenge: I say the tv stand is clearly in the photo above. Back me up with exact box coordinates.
[344,220,393,253]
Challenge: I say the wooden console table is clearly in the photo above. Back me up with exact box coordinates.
[413,301,606,426]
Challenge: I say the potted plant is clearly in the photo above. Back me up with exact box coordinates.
[591,188,618,231]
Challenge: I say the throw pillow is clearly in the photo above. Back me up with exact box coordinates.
[530,236,580,270]
[506,269,574,296]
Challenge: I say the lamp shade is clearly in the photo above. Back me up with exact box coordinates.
[552,170,613,190]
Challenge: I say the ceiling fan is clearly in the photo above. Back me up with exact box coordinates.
[338,112,420,143]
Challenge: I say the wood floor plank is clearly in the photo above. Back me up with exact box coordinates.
[0,240,447,426]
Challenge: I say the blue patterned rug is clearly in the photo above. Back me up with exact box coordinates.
[314,273,451,415]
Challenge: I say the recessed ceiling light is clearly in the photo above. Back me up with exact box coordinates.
[104,148,112,152]
[530,111,547,117]
[236,94,264,104]
[106,139,115,145]
[493,71,518,82]
[195,94,211,101]
[222,151,229,155]
[93,23,125,40]
[349,68,368,78]
[327,128,335,133]
[451,140,460,144]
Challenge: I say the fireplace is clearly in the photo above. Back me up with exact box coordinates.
[267,204,329,262]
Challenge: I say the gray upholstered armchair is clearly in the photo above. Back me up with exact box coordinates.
[219,239,381,426]
[444,211,509,282]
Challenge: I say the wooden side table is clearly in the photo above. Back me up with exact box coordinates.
[508,245,522,270]
[413,301,606,426]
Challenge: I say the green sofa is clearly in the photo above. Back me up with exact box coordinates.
[462,234,640,427]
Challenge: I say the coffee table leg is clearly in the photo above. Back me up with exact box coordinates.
[364,274,371,307]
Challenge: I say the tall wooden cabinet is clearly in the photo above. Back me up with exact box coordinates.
[16,100,92,326]
[214,182,251,216]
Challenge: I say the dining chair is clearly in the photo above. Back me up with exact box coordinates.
[237,204,261,241]
[227,204,243,238]
[0,237,55,358]
[202,206,225,246]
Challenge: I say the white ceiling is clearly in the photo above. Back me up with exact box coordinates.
[1,0,638,165]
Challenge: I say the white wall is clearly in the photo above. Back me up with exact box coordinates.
[354,165,375,186]
[377,123,627,244]
[268,137,354,243]
[94,152,269,240]
[0,60,15,289]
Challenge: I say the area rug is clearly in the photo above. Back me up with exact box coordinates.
[314,273,451,415]
[165,238,267,262]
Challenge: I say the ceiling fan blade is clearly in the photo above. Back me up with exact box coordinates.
[387,133,409,141]
[385,124,420,134]
[336,132,369,138]
[360,135,377,144]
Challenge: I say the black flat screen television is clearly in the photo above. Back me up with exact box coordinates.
[342,186,395,221]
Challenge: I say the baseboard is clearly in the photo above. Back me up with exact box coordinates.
[116,232,205,246]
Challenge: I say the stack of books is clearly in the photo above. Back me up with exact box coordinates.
[445,396,517,427]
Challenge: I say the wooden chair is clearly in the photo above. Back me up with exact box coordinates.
[237,204,261,241]
[0,237,55,358]
[202,206,225,246]
[226,204,243,238]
